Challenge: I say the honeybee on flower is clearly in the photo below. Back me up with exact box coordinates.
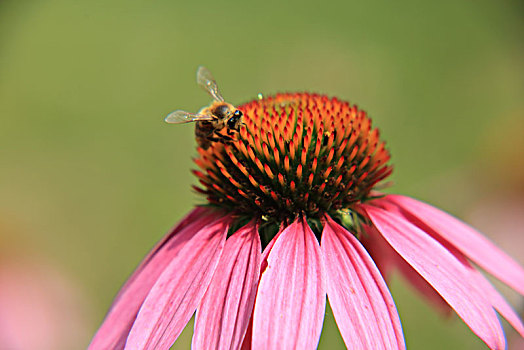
[165,66,243,150]
[90,67,524,350]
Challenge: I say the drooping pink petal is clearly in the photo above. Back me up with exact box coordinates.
[89,207,221,350]
[361,225,451,316]
[365,205,506,350]
[124,216,230,350]
[472,270,524,338]
[422,230,524,338]
[321,216,405,349]
[192,221,262,350]
[252,218,326,350]
[374,198,524,333]
[384,195,524,295]
[412,214,524,338]
[391,202,524,338]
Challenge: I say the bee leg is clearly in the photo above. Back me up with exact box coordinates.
[213,130,234,143]
[206,136,222,143]
[226,129,241,143]
[224,136,237,145]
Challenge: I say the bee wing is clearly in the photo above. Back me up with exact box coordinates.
[165,110,214,124]
[196,66,225,102]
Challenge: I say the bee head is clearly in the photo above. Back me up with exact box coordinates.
[213,104,230,119]
[227,110,243,131]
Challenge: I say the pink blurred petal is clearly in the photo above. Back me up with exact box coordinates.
[0,260,92,350]
[321,216,405,349]
[365,205,506,350]
[361,225,451,316]
[385,195,524,295]
[124,216,230,349]
[192,221,262,350]
[89,207,220,350]
[252,218,326,350]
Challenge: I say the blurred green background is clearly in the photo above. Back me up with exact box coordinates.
[1,0,523,349]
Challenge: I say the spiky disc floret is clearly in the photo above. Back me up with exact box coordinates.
[192,93,392,223]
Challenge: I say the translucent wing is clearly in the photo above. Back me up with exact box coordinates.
[165,110,213,124]
[196,66,225,102]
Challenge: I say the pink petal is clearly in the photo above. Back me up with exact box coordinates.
[124,216,230,350]
[321,216,405,349]
[116,206,210,297]
[361,225,451,316]
[239,224,286,350]
[192,221,262,350]
[414,216,524,338]
[385,195,524,295]
[375,197,524,332]
[89,207,220,350]
[252,218,326,350]
[386,202,524,338]
[472,270,524,338]
[365,205,506,350]
[423,232,524,338]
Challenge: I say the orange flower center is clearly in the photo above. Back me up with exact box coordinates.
[193,93,392,223]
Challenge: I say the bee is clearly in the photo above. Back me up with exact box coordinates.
[165,66,244,149]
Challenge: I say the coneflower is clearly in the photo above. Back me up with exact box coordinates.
[90,87,524,349]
